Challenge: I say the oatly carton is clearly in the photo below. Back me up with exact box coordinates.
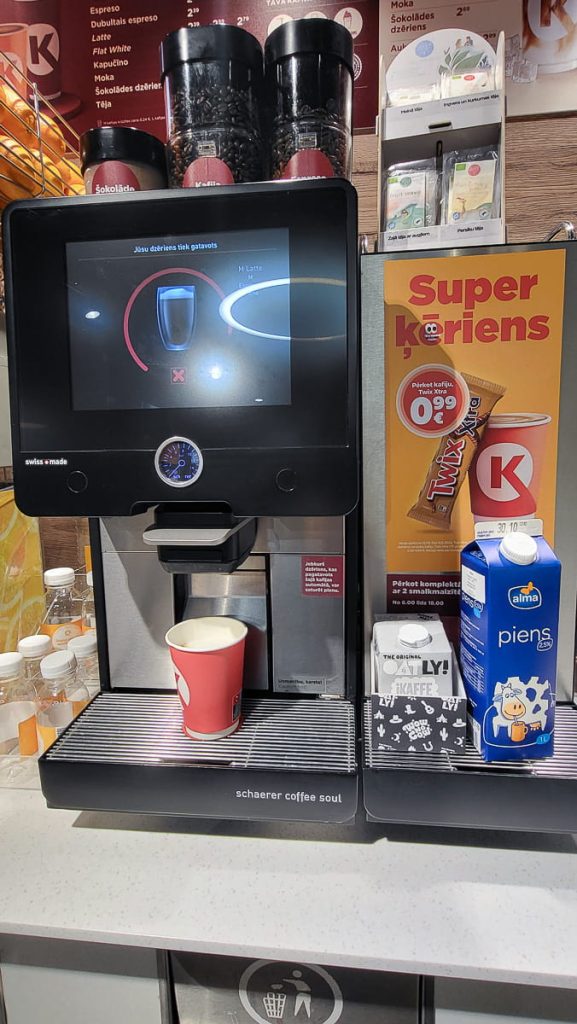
[460,530,561,762]
[372,614,453,697]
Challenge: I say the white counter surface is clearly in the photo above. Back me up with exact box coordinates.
[1,787,577,988]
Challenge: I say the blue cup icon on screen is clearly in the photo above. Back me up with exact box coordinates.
[157,285,196,351]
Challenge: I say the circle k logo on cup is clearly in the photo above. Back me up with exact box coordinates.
[475,441,534,502]
[469,413,551,520]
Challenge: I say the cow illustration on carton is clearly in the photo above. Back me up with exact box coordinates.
[487,676,551,746]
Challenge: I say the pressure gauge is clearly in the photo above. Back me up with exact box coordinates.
[154,436,203,487]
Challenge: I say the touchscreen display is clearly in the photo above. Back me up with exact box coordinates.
[66,229,292,411]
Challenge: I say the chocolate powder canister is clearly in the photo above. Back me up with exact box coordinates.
[160,25,265,188]
[264,18,353,181]
[80,126,167,195]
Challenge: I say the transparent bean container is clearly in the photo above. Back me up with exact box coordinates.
[265,19,353,181]
[160,25,265,188]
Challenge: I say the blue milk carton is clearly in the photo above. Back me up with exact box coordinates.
[460,531,561,762]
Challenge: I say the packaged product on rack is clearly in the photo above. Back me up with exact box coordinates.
[369,617,467,755]
[372,614,452,697]
[0,652,38,757]
[443,147,501,225]
[385,30,498,110]
[460,527,561,762]
[40,568,83,650]
[67,633,99,692]
[384,159,439,231]
[17,634,51,684]
[440,67,496,99]
[81,571,96,634]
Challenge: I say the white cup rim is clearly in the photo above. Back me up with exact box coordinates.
[487,413,551,428]
[166,616,247,653]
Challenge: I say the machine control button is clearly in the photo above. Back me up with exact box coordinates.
[67,470,88,493]
[276,468,297,493]
[154,436,203,488]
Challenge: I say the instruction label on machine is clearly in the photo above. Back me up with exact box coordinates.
[301,557,344,597]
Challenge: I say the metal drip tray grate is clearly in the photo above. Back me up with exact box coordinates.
[364,702,577,779]
[46,693,357,774]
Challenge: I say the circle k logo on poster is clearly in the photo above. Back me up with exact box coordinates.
[526,0,577,39]
[27,23,60,76]
[475,442,534,502]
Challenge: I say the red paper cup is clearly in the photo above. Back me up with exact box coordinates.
[166,617,247,740]
[469,413,551,521]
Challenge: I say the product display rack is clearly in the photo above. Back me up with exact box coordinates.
[0,53,80,204]
[377,33,506,253]
[364,701,577,832]
[360,244,577,833]
[39,692,359,823]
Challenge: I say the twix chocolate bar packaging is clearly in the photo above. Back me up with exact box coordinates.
[408,373,505,530]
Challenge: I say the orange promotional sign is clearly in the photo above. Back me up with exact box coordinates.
[384,249,565,615]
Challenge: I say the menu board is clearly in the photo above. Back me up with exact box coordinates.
[380,0,519,66]
[0,0,379,138]
[380,0,577,117]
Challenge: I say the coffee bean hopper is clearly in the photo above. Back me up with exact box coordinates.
[4,179,360,823]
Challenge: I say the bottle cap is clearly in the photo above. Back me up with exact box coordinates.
[0,652,24,679]
[40,650,76,680]
[17,634,52,658]
[398,623,432,649]
[68,634,97,656]
[86,571,93,588]
[499,532,538,566]
[44,567,75,588]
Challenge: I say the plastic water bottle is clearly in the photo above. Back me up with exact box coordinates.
[0,652,38,756]
[82,570,97,635]
[37,650,77,752]
[17,634,52,684]
[68,633,100,694]
[41,568,83,650]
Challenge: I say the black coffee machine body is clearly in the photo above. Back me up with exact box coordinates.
[4,180,360,823]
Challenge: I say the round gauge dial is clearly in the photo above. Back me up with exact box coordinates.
[154,437,203,488]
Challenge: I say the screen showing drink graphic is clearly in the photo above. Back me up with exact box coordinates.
[66,229,292,411]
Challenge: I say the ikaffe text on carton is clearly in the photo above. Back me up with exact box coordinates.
[460,530,561,762]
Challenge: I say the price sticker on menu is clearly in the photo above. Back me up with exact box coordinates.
[396,363,470,438]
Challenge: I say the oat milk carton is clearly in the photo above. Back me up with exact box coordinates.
[372,614,453,697]
[460,531,561,762]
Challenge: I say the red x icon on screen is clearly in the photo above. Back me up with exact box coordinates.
[171,368,186,383]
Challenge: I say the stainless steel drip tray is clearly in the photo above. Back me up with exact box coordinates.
[363,702,577,833]
[39,694,358,823]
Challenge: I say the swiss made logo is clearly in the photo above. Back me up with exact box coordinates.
[508,581,542,610]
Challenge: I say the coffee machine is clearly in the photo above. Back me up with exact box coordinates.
[4,179,360,823]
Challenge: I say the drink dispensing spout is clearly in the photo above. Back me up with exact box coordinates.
[142,505,257,574]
